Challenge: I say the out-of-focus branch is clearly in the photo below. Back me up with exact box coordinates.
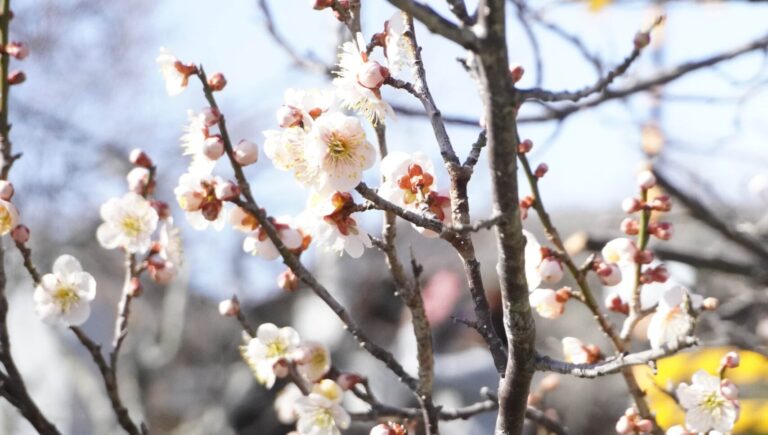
[653,169,768,261]
[386,0,478,49]
[535,336,698,378]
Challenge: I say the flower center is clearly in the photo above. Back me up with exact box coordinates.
[702,391,725,411]
[327,133,352,160]
[54,285,80,313]
[121,216,143,237]
[312,409,334,428]
[0,207,12,233]
[266,340,288,358]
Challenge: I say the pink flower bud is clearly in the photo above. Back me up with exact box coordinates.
[218,296,241,317]
[634,250,654,264]
[10,224,29,244]
[129,148,153,168]
[596,262,622,286]
[127,277,142,297]
[7,70,25,85]
[278,268,300,291]
[201,107,221,127]
[234,140,259,166]
[534,163,549,178]
[720,379,739,400]
[276,105,303,128]
[650,221,674,240]
[150,200,171,220]
[4,41,28,60]
[634,31,651,50]
[518,138,533,154]
[702,297,719,311]
[509,63,525,84]
[606,294,629,315]
[214,179,240,201]
[357,60,389,89]
[313,0,335,10]
[538,257,564,284]
[207,72,227,91]
[620,218,639,235]
[650,194,672,212]
[636,170,656,190]
[621,197,643,214]
[203,136,225,160]
[0,180,14,201]
[336,372,363,390]
[126,167,151,195]
[634,419,653,433]
[721,351,740,369]
[649,264,669,283]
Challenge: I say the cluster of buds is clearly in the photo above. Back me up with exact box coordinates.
[620,170,674,239]
[127,149,156,195]
[615,407,654,434]
[3,41,28,86]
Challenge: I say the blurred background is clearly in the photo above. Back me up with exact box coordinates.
[0,0,767,433]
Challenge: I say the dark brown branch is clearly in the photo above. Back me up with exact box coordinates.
[355,182,444,233]
[386,0,477,49]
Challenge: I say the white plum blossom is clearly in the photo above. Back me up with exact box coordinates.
[280,88,336,128]
[295,341,331,382]
[301,192,371,258]
[156,48,195,96]
[34,255,96,326]
[601,238,638,266]
[333,33,394,123]
[159,220,184,268]
[274,383,302,424]
[378,151,436,206]
[647,285,702,349]
[676,370,739,433]
[97,192,159,253]
[305,112,375,192]
[0,199,19,235]
[174,173,228,231]
[263,127,321,187]
[383,12,413,76]
[241,323,300,388]
[243,217,304,261]
[523,230,543,290]
[229,206,260,233]
[529,288,567,319]
[294,380,351,435]
[561,337,600,364]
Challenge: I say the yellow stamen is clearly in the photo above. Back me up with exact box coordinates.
[54,286,80,313]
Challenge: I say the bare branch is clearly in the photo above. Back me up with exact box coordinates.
[386,0,478,49]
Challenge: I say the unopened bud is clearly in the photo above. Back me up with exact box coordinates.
[0,180,14,201]
[539,257,564,283]
[649,264,669,283]
[636,170,656,190]
[7,70,25,85]
[634,419,653,433]
[150,200,171,220]
[650,221,674,240]
[278,268,300,291]
[596,262,622,286]
[509,63,525,84]
[214,179,240,201]
[336,373,363,390]
[129,148,153,168]
[276,105,303,128]
[606,294,629,315]
[313,0,335,10]
[201,107,221,127]
[4,41,28,60]
[357,60,389,89]
[150,261,176,284]
[218,296,241,317]
[620,217,639,235]
[702,297,719,311]
[634,250,654,264]
[621,197,643,214]
[126,167,152,195]
[234,140,259,166]
[127,277,142,297]
[207,72,227,91]
[534,163,549,178]
[721,351,740,369]
[10,224,29,244]
[650,194,672,212]
[518,138,533,154]
[634,31,651,50]
[203,135,225,160]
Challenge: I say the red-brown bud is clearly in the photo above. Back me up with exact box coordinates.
[207,72,227,91]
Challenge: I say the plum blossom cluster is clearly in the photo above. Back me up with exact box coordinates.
[524,230,569,319]
[239,322,351,435]
[97,150,183,285]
